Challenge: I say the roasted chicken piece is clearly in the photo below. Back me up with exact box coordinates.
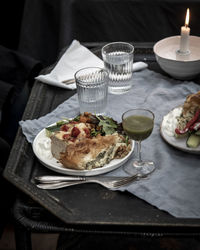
[182,91,200,116]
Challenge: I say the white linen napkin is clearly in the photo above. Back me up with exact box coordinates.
[35,40,148,90]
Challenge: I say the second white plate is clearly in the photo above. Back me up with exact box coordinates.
[160,107,200,154]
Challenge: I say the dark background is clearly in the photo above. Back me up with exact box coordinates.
[1,0,200,141]
[0,1,25,50]
[1,0,200,66]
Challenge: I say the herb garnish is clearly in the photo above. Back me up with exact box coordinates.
[45,120,68,137]
[45,114,122,138]
[97,116,118,135]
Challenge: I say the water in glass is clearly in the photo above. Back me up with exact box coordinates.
[102,42,134,94]
[78,83,107,115]
[75,67,108,115]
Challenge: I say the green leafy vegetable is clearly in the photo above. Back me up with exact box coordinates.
[45,120,68,137]
[45,129,53,138]
[73,115,80,121]
[56,120,69,126]
[90,128,100,137]
[45,114,125,139]
[97,116,118,135]
[124,135,129,145]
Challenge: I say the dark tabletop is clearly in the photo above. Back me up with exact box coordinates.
[3,43,200,235]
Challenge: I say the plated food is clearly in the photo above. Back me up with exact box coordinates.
[32,112,133,175]
[161,91,200,153]
[175,91,200,148]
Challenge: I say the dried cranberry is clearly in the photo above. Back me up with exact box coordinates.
[61,124,69,131]
[84,128,91,138]
[63,134,70,139]
[84,128,90,135]
[71,127,80,137]
[69,121,79,124]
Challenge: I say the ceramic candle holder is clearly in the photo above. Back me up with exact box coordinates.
[153,36,200,80]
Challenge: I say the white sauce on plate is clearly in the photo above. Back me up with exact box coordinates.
[162,107,182,137]
[35,134,53,160]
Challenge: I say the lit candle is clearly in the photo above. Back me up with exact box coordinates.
[179,8,190,53]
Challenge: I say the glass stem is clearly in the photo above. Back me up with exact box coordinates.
[135,141,142,163]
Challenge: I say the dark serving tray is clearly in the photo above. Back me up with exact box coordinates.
[3,43,200,235]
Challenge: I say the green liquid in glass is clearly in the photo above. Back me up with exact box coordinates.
[123,115,153,141]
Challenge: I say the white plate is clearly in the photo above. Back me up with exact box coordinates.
[32,126,134,176]
[160,107,200,154]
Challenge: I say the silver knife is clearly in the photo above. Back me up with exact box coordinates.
[36,181,86,189]
[35,175,131,184]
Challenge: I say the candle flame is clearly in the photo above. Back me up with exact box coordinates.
[185,8,190,27]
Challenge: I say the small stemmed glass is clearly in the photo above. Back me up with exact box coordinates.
[122,108,155,175]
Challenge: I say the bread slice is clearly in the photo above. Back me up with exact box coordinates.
[177,91,200,130]
[183,91,200,116]
[51,122,92,160]
[51,131,69,160]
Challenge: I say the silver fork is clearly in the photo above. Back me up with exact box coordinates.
[35,175,129,183]
[36,174,147,190]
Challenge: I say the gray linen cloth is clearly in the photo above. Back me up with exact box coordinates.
[20,69,200,218]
